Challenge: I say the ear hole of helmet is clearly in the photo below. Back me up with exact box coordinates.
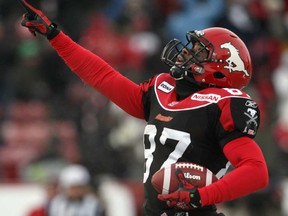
[213,72,226,79]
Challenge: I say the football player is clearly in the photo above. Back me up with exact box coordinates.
[19,1,269,216]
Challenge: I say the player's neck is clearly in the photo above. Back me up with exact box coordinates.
[175,79,204,101]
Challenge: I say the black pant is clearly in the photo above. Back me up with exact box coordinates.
[160,211,225,216]
[172,213,224,216]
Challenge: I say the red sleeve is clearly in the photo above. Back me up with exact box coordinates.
[198,136,269,206]
[27,207,46,216]
[49,32,145,119]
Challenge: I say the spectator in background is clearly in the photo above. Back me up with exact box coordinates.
[164,0,225,41]
[272,49,288,216]
[48,164,104,216]
[272,49,288,157]
[27,178,58,216]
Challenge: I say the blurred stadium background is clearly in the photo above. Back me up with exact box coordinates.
[0,0,288,215]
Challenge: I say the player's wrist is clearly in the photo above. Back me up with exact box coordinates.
[189,188,201,208]
[47,23,60,40]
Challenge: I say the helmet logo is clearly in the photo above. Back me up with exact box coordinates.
[220,42,249,77]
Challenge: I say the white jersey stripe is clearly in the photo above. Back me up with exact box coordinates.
[162,166,171,194]
[206,169,213,186]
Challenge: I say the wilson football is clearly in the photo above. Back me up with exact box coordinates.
[151,162,218,194]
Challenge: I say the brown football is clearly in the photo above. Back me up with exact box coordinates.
[151,162,218,194]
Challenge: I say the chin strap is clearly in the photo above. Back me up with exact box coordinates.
[171,67,202,88]
[170,66,185,80]
[170,65,206,87]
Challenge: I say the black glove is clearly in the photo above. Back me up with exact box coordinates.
[157,168,202,210]
[18,0,59,40]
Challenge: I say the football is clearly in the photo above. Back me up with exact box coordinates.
[151,162,218,194]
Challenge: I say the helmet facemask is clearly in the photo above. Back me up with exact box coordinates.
[161,31,213,83]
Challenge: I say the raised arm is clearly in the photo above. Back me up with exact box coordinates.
[19,0,145,119]
[49,32,145,119]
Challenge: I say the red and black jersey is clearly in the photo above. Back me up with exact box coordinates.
[140,73,260,215]
[50,32,268,216]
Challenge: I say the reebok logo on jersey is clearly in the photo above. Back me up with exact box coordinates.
[191,93,220,103]
[158,81,174,93]
[245,100,257,108]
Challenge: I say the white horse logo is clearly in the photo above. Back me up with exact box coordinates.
[220,42,249,77]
